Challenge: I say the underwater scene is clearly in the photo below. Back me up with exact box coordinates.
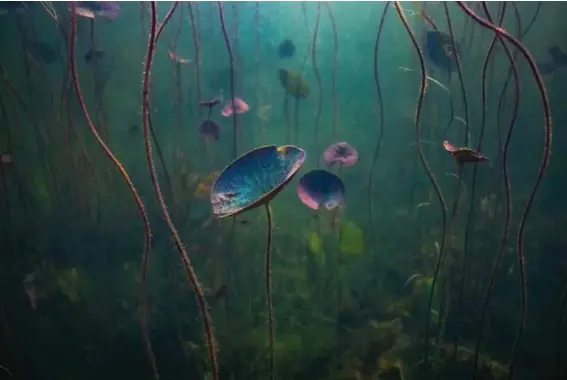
[0,1,565,379]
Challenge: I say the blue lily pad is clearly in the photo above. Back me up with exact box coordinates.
[211,145,306,218]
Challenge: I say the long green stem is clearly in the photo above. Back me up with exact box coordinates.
[265,203,275,380]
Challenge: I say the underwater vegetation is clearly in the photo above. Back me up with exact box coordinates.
[277,38,296,60]
[0,2,565,380]
[278,68,310,99]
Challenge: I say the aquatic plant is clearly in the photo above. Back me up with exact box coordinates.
[393,2,448,370]
[221,97,249,117]
[188,2,202,118]
[68,3,157,378]
[277,39,295,59]
[211,145,306,380]
[311,3,323,153]
[456,2,552,377]
[457,2,508,362]
[296,170,345,211]
[145,3,220,379]
[326,3,339,140]
[323,142,358,169]
[278,68,310,145]
[459,6,515,375]
[217,1,238,159]
[0,2,561,379]
[278,69,310,99]
[169,4,189,141]
[366,2,388,263]
[442,140,489,164]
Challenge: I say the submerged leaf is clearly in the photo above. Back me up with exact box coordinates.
[305,231,322,254]
[278,69,310,98]
[339,221,364,255]
[56,267,86,303]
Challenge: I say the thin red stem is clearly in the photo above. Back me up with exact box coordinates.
[188,2,202,118]
[217,1,238,158]
[472,3,518,378]
[327,3,338,140]
[265,204,275,380]
[456,2,552,378]
[311,4,322,157]
[393,1,448,367]
[67,3,157,378]
[460,1,507,363]
[367,2,389,262]
[144,4,219,380]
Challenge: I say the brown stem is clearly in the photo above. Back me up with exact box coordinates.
[456,3,552,378]
[393,1,448,367]
[68,3,157,378]
[144,3,219,379]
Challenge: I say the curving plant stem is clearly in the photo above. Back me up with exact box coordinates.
[458,2,507,362]
[326,3,338,140]
[146,2,179,208]
[264,203,275,380]
[87,18,110,145]
[440,2,470,359]
[495,2,541,151]
[367,2,388,262]
[456,2,552,378]
[171,5,185,132]
[471,4,518,378]
[311,3,322,159]
[67,3,157,379]
[143,4,219,380]
[55,22,102,226]
[393,1,448,368]
[443,3,469,146]
[154,2,179,43]
[217,1,238,159]
[300,2,313,72]
[231,4,243,92]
